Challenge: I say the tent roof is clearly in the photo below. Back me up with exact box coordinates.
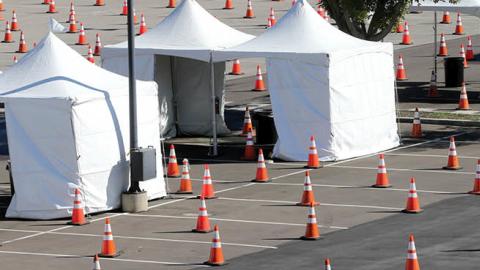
[103,0,254,62]
[0,32,156,100]
[410,0,480,16]
[212,0,389,62]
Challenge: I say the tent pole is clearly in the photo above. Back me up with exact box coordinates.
[209,52,218,156]
[434,11,438,82]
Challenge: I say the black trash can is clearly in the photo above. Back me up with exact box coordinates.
[444,57,464,87]
[252,110,277,145]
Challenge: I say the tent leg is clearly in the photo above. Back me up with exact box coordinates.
[434,11,438,82]
[209,53,218,157]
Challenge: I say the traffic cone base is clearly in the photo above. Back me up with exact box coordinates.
[296,201,319,206]
[372,183,392,188]
[300,235,320,240]
[67,220,90,226]
[98,252,120,258]
[402,208,423,214]
[193,228,213,233]
[175,190,193,194]
[442,165,462,170]
[468,190,480,195]
[94,0,105,6]
[223,0,233,9]
[197,195,218,199]
[204,261,227,266]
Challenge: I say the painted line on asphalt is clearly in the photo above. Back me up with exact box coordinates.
[385,153,479,159]
[126,213,349,230]
[0,228,277,250]
[217,197,403,211]
[330,165,474,175]
[0,250,208,266]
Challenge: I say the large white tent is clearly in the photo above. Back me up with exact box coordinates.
[213,0,400,161]
[411,0,480,15]
[0,33,166,220]
[102,0,254,141]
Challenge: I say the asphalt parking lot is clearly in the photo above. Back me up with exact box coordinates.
[0,123,478,269]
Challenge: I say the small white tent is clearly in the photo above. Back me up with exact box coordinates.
[102,0,254,138]
[213,0,399,161]
[411,0,480,16]
[0,33,166,220]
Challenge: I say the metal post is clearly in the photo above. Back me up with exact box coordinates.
[209,52,218,156]
[127,0,139,192]
[434,11,438,81]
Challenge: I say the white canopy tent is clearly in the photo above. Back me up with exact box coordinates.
[102,0,254,153]
[213,0,399,161]
[0,33,166,220]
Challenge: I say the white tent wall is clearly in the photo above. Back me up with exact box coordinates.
[5,98,81,219]
[328,47,399,160]
[267,57,334,161]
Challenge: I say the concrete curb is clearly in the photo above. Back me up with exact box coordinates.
[398,117,480,127]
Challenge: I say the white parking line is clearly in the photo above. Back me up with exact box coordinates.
[217,197,403,211]
[0,228,277,250]
[330,165,474,175]
[127,213,349,230]
[0,250,208,266]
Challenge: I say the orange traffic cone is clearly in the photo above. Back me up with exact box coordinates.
[469,160,480,195]
[229,59,243,75]
[317,6,325,17]
[457,82,470,110]
[395,21,404,33]
[67,13,78,33]
[204,225,225,266]
[94,33,102,56]
[0,11,3,21]
[93,254,101,270]
[306,136,320,169]
[405,234,420,270]
[47,0,57,13]
[438,33,448,56]
[176,158,193,194]
[137,13,147,35]
[402,178,422,213]
[372,154,392,188]
[411,108,422,138]
[133,9,138,25]
[11,10,19,31]
[121,0,128,15]
[13,56,17,63]
[460,43,469,68]
[242,129,256,161]
[269,8,276,26]
[192,196,213,233]
[396,55,407,81]
[42,0,51,4]
[466,36,475,60]
[401,21,412,45]
[16,31,27,53]
[252,148,270,182]
[99,217,119,257]
[300,203,320,240]
[223,0,233,9]
[441,11,451,24]
[94,0,105,6]
[297,171,319,206]
[199,164,217,199]
[443,136,462,170]
[87,45,95,63]
[266,17,272,29]
[454,12,464,35]
[3,21,13,43]
[244,0,255,18]
[427,71,439,97]
[66,2,76,23]
[167,144,180,177]
[167,0,176,8]
[325,258,332,270]
[242,106,253,135]
[253,65,266,91]
[68,188,89,225]
[76,23,88,45]
[0,0,4,11]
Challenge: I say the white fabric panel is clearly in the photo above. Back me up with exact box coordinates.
[154,55,176,138]
[101,55,154,81]
[411,0,480,16]
[268,58,334,161]
[329,49,399,160]
[172,57,230,136]
[5,99,80,219]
